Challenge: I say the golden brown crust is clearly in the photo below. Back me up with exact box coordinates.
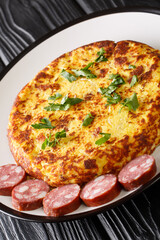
[8,40,160,187]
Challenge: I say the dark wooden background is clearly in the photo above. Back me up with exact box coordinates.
[1,1,160,239]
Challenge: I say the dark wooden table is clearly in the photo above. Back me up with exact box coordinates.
[1,1,160,239]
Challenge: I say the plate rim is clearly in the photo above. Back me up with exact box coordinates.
[1,6,160,223]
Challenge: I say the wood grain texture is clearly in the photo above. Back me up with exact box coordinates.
[1,0,160,239]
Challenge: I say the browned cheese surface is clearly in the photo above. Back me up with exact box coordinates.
[8,40,160,187]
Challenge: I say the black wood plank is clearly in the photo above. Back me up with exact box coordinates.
[1,1,160,240]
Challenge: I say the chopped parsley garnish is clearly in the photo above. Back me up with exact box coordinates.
[120,92,139,111]
[130,75,138,87]
[48,93,62,101]
[98,74,125,105]
[60,67,96,80]
[80,48,108,72]
[31,118,55,129]
[41,134,53,150]
[82,113,95,126]
[95,133,111,145]
[95,48,108,63]
[98,74,125,97]
[108,74,121,80]
[41,129,66,149]
[60,48,108,81]
[98,87,108,95]
[98,85,117,96]
[60,69,77,82]
[83,62,94,70]
[72,68,97,79]
[105,92,121,105]
[53,129,66,146]
[108,74,125,85]
[44,94,83,111]
[110,76,125,86]
[128,64,136,69]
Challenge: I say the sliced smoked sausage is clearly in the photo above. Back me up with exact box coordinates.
[43,184,81,217]
[12,179,50,211]
[80,174,121,207]
[118,155,156,191]
[0,164,26,196]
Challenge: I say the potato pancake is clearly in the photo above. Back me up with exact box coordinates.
[8,40,160,187]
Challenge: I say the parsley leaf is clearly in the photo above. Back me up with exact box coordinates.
[41,138,48,150]
[98,74,125,106]
[98,74,125,98]
[98,85,117,96]
[60,69,77,82]
[44,94,83,111]
[41,134,54,149]
[61,95,83,106]
[83,62,94,70]
[121,92,139,111]
[44,103,64,111]
[98,87,108,95]
[72,69,97,79]
[105,92,121,105]
[108,74,125,85]
[48,93,62,101]
[108,74,120,80]
[53,129,66,146]
[95,133,111,145]
[82,113,95,126]
[130,75,138,87]
[61,48,108,81]
[128,64,136,69]
[82,48,108,69]
[110,76,125,86]
[95,48,108,63]
[41,129,66,149]
[31,118,55,129]
[97,48,105,55]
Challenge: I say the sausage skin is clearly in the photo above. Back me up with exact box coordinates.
[118,155,157,191]
[0,164,26,196]
[12,179,50,211]
[43,184,81,217]
[80,174,121,207]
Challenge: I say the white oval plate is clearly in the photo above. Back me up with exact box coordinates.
[1,7,160,222]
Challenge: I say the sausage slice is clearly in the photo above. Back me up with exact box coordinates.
[118,155,156,191]
[12,179,50,211]
[0,164,26,196]
[80,174,121,207]
[43,184,81,217]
